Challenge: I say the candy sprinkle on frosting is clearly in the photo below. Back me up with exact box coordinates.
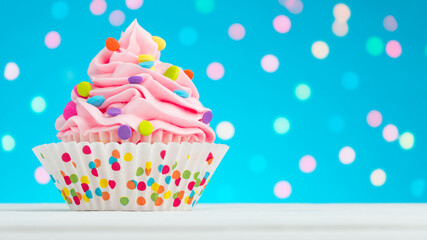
[139,61,154,69]
[184,69,194,80]
[202,111,213,124]
[118,125,132,140]
[63,101,77,120]
[106,108,121,117]
[139,120,153,136]
[164,66,179,81]
[77,81,92,98]
[138,54,155,63]
[152,36,166,51]
[87,95,105,107]
[105,37,120,51]
[128,76,143,84]
[173,90,189,98]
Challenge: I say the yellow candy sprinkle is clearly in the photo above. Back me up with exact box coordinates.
[80,175,89,184]
[83,194,89,203]
[150,67,155,71]
[124,152,133,161]
[139,120,153,136]
[77,81,92,97]
[146,162,152,169]
[62,187,70,196]
[164,191,171,200]
[152,36,166,51]
[100,178,108,188]
[151,182,159,192]
[163,66,179,81]
[138,54,155,63]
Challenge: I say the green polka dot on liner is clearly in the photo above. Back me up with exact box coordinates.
[195,0,214,14]
[182,170,191,179]
[70,174,78,183]
[151,193,159,201]
[136,167,144,176]
[366,37,384,56]
[120,197,129,206]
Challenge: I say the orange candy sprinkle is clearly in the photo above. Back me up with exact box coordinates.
[105,37,120,51]
[184,69,194,80]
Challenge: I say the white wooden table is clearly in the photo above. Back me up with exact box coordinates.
[1,204,426,240]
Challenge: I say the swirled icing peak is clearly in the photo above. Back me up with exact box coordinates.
[55,20,215,144]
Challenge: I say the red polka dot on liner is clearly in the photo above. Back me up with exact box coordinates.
[82,145,91,154]
[62,153,71,162]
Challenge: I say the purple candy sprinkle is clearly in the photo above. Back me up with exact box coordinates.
[118,125,132,140]
[107,107,121,117]
[202,111,213,124]
[128,76,143,84]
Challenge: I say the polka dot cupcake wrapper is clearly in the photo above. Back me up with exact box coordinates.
[32,142,228,211]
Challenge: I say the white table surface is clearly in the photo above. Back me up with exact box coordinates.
[1,203,426,240]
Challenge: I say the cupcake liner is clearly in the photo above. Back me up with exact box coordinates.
[60,130,200,144]
[32,142,228,211]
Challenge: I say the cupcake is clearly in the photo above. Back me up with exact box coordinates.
[32,20,229,211]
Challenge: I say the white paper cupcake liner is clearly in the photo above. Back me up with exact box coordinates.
[32,142,228,211]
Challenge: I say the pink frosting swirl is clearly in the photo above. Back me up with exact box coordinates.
[55,20,215,143]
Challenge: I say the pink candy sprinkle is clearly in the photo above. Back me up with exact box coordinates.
[63,101,77,120]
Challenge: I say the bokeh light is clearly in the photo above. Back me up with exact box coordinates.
[383,15,398,32]
[109,10,125,27]
[328,115,345,134]
[4,62,19,81]
[385,40,402,58]
[45,31,61,49]
[126,0,143,10]
[273,15,291,34]
[206,62,224,80]
[31,96,46,113]
[228,23,245,41]
[261,54,279,73]
[295,83,311,100]
[216,121,235,140]
[382,124,399,142]
[34,166,50,185]
[299,155,316,173]
[311,41,329,59]
[179,27,198,46]
[333,3,351,22]
[273,117,290,134]
[339,146,355,164]
[51,1,69,20]
[411,179,425,197]
[367,110,382,128]
[249,155,267,173]
[342,71,359,91]
[332,21,349,37]
[195,0,215,14]
[366,37,384,56]
[279,0,303,14]
[371,169,386,187]
[89,0,107,16]
[2,135,15,152]
[274,180,292,199]
[399,132,414,150]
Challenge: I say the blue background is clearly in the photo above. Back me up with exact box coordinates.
[0,0,426,203]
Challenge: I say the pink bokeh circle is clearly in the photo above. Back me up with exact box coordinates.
[34,166,50,185]
[339,146,355,164]
[89,0,107,16]
[273,15,291,33]
[383,15,398,32]
[45,31,61,49]
[126,0,143,10]
[206,62,225,80]
[385,40,402,58]
[261,54,279,73]
[382,124,399,142]
[274,180,292,199]
[299,155,316,173]
[109,10,125,27]
[228,23,245,41]
[367,110,382,128]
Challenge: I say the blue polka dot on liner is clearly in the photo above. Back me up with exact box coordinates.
[173,90,189,98]
[87,95,105,107]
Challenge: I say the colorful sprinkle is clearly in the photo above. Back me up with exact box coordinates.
[139,61,154,68]
[184,69,194,79]
[152,36,166,50]
[138,54,155,62]
[120,197,129,206]
[62,153,71,162]
[76,81,91,98]
[105,37,120,51]
[164,66,179,81]
[118,124,132,140]
[107,107,121,117]
[138,120,153,136]
[63,101,77,120]
[87,95,105,107]
[173,90,189,98]
[128,76,143,84]
[202,111,213,124]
